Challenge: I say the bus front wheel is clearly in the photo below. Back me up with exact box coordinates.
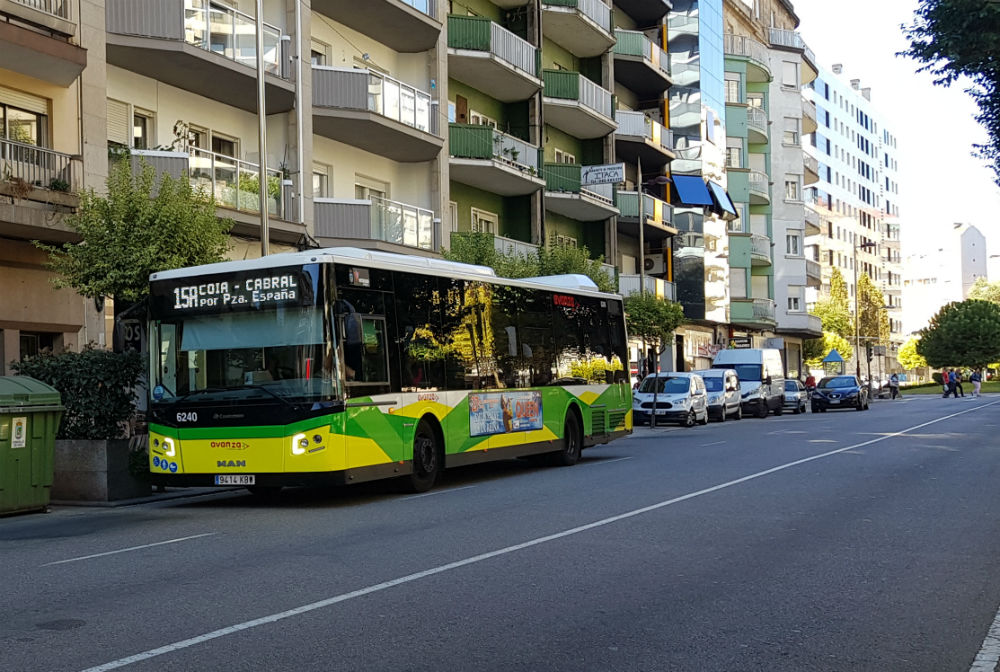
[550,410,582,466]
[407,418,441,493]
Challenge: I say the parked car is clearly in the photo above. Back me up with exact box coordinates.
[811,375,870,412]
[712,348,786,418]
[694,368,743,421]
[783,379,809,414]
[633,372,709,427]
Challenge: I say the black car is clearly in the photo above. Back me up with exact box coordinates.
[811,375,869,412]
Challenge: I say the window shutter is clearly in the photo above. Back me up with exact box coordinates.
[106,98,130,146]
[0,86,48,115]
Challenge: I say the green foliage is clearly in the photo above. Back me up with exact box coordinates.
[804,331,854,368]
[12,348,145,440]
[623,292,685,353]
[932,371,944,385]
[811,267,853,340]
[443,232,615,293]
[917,299,1000,368]
[48,177,70,193]
[35,159,232,303]
[968,276,1000,303]
[898,337,929,370]
[901,1,1000,186]
[857,273,890,346]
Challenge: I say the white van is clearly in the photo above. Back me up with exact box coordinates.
[711,348,785,418]
[693,368,742,421]
[632,372,709,427]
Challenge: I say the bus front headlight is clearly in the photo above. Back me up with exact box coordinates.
[292,433,308,456]
[162,437,176,457]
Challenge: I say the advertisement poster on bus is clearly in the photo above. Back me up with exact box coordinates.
[469,391,543,437]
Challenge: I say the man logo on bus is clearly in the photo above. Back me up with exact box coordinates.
[217,460,247,468]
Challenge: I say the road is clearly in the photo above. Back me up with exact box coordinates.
[3,395,1000,671]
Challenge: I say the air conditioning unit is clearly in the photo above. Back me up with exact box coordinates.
[644,253,666,275]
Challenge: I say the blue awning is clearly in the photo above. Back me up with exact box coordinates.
[707,181,737,217]
[823,349,845,363]
[671,175,714,206]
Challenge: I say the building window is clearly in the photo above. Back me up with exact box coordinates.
[787,295,802,312]
[784,175,801,201]
[312,163,330,198]
[786,233,801,256]
[783,117,799,146]
[725,137,743,168]
[469,110,497,128]
[1,102,47,146]
[747,92,764,109]
[355,175,388,201]
[471,207,498,233]
[211,134,238,158]
[782,61,798,89]
[554,149,576,164]
[310,40,329,66]
[725,75,740,103]
[554,234,578,248]
[133,110,153,150]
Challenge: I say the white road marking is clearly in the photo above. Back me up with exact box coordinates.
[589,457,633,465]
[402,485,476,500]
[971,601,1000,671]
[700,441,726,447]
[79,401,1000,672]
[43,533,217,567]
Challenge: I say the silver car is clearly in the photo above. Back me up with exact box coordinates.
[783,379,809,414]
[632,372,710,427]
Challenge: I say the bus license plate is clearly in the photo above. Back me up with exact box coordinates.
[215,474,255,485]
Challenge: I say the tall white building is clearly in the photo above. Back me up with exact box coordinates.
[803,63,904,359]
[903,223,988,334]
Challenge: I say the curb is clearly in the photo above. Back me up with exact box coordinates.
[50,487,237,509]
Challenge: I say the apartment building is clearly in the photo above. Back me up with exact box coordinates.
[804,63,904,364]
[666,0,733,371]
[722,0,820,379]
[0,0,107,373]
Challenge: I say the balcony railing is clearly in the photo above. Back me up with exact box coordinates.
[613,29,670,76]
[369,196,435,250]
[804,205,819,229]
[544,162,614,203]
[749,170,769,197]
[750,233,771,262]
[616,190,673,227]
[805,259,821,280]
[449,124,540,172]
[747,106,768,137]
[616,110,673,152]
[543,69,613,119]
[769,27,815,66]
[448,15,537,77]
[185,147,285,218]
[313,66,436,134]
[545,0,611,32]
[183,0,282,75]
[618,274,675,301]
[494,235,539,258]
[723,34,769,72]
[11,0,70,19]
[0,138,80,193]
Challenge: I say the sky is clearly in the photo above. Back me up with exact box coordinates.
[792,0,1000,265]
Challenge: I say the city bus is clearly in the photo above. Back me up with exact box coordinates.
[146,247,632,493]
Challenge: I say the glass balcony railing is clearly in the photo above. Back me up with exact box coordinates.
[187,146,284,217]
[749,170,769,198]
[184,0,282,75]
[616,190,673,227]
[313,67,435,134]
[618,274,676,302]
[369,195,435,250]
[494,235,540,258]
[750,233,771,262]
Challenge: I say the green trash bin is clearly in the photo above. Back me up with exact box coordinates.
[0,376,64,516]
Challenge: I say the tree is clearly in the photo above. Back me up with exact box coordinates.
[901,1,1000,186]
[35,159,232,305]
[811,267,853,340]
[917,299,1000,369]
[857,272,890,349]
[897,337,928,370]
[623,292,685,369]
[804,331,854,369]
[968,276,1000,303]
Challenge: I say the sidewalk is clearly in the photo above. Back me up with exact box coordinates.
[51,486,235,509]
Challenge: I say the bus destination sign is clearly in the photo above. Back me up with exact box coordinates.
[150,265,318,317]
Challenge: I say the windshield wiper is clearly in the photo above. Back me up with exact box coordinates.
[243,384,301,411]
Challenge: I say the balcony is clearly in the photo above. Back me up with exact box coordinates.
[541,0,614,58]
[105,0,294,114]
[494,234,539,258]
[618,274,676,302]
[750,233,771,266]
[447,16,541,102]
[544,163,618,221]
[314,196,437,252]
[805,258,821,287]
[448,124,545,196]
[803,153,819,186]
[0,139,81,240]
[615,190,676,244]
[723,34,770,82]
[730,297,776,329]
[614,110,674,167]
[749,169,770,204]
[311,0,440,53]
[776,312,822,338]
[804,204,821,236]
[313,67,442,163]
[614,0,670,27]
[613,30,672,98]
[769,27,817,84]
[0,0,85,86]
[746,106,768,144]
[542,70,616,139]
[130,149,305,243]
[802,97,817,134]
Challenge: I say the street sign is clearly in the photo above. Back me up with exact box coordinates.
[580,163,625,186]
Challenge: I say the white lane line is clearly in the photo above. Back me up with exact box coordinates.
[971,607,1000,671]
[79,401,1000,672]
[43,533,217,567]
[402,485,476,500]
[589,457,633,465]
[701,441,726,447]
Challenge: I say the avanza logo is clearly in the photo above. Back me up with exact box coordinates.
[217,460,247,468]
[210,441,249,449]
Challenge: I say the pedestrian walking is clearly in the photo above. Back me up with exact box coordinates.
[941,368,950,396]
[889,372,900,399]
[955,369,965,397]
[944,369,958,398]
[971,369,982,397]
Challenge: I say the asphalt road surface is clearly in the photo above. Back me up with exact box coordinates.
[3,394,1000,672]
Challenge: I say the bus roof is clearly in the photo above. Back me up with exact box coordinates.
[149,247,620,299]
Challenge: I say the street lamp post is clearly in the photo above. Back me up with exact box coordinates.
[853,240,877,378]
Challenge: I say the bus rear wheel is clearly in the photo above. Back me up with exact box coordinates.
[550,410,582,466]
[406,418,441,493]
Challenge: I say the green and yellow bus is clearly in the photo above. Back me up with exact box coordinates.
[146,247,632,493]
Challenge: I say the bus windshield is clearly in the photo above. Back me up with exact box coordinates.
[151,305,339,403]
